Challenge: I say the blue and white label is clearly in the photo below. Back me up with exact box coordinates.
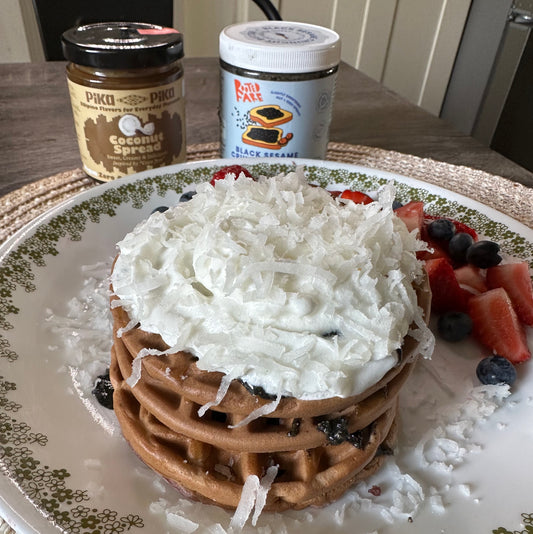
[220,69,337,159]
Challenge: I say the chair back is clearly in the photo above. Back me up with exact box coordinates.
[33,0,173,61]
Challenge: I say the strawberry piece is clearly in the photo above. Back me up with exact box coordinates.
[425,257,471,313]
[418,222,451,261]
[424,214,478,241]
[486,262,533,326]
[340,189,374,204]
[210,164,253,186]
[468,287,531,363]
[395,201,424,234]
[454,265,488,294]
[417,235,451,262]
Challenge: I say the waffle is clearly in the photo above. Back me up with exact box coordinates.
[109,277,431,512]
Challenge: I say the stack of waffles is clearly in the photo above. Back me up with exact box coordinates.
[109,278,431,511]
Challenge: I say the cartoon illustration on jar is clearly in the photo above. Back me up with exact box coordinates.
[242,105,294,149]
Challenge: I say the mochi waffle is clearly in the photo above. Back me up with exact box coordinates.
[109,278,431,512]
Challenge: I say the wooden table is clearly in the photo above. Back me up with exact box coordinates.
[1,57,533,199]
[1,57,533,534]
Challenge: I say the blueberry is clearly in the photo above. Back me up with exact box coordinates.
[317,417,350,445]
[322,329,342,338]
[476,356,517,386]
[287,418,301,437]
[92,370,114,409]
[427,219,456,241]
[466,240,502,268]
[448,232,474,263]
[437,311,472,342]
[179,190,197,202]
[317,417,367,447]
[151,206,168,214]
[239,380,278,400]
[347,429,364,449]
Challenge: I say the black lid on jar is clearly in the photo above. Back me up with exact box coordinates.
[61,22,184,69]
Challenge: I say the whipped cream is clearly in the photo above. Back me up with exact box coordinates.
[111,168,432,399]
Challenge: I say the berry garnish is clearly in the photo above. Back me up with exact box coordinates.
[210,164,253,186]
[425,257,471,312]
[394,201,425,234]
[476,356,517,386]
[316,417,366,447]
[339,189,374,204]
[468,287,531,363]
[322,329,342,338]
[453,265,488,294]
[287,418,302,437]
[448,232,474,264]
[427,218,456,241]
[179,190,197,202]
[92,370,114,409]
[317,417,350,445]
[466,240,502,268]
[151,206,168,214]
[239,380,278,400]
[368,485,382,496]
[424,214,478,241]
[486,262,533,326]
[437,311,473,342]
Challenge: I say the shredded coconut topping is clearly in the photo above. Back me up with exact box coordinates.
[111,168,431,399]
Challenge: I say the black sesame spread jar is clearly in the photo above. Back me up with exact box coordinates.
[62,22,186,182]
[219,21,340,159]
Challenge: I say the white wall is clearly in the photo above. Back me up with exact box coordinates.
[0,0,472,116]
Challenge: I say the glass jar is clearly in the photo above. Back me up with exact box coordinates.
[62,22,186,182]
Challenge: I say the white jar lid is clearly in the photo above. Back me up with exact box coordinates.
[219,21,341,74]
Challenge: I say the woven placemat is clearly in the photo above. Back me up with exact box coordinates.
[0,141,531,534]
[1,142,532,246]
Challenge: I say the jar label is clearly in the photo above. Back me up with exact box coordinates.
[220,70,337,159]
[67,79,186,181]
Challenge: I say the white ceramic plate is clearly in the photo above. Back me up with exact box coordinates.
[1,159,532,534]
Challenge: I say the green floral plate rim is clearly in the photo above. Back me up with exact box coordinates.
[0,158,532,534]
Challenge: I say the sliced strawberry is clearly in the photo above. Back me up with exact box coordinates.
[395,201,424,235]
[468,287,531,363]
[417,236,451,262]
[425,257,471,313]
[210,164,253,186]
[486,262,533,326]
[340,189,374,204]
[454,265,488,294]
[419,223,445,261]
[424,214,478,241]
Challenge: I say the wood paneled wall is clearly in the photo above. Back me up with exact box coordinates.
[175,0,471,115]
[3,0,471,116]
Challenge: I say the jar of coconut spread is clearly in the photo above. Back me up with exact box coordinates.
[219,21,340,160]
[62,22,186,182]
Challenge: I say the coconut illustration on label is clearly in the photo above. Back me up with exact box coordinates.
[118,114,155,136]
